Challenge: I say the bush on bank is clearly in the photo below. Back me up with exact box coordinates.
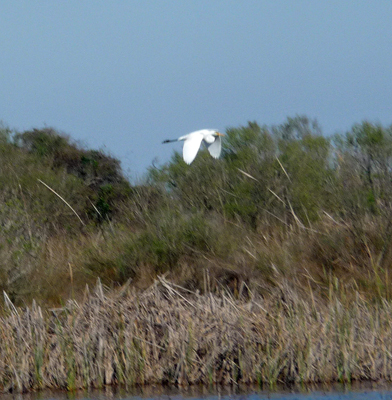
[1,117,392,306]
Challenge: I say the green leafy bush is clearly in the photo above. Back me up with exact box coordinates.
[3,118,392,306]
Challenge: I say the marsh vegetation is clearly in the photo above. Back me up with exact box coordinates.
[1,116,392,391]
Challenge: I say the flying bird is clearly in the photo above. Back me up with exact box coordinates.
[162,129,224,164]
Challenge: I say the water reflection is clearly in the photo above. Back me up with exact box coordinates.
[2,383,392,400]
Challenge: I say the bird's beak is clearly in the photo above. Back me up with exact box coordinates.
[216,131,225,136]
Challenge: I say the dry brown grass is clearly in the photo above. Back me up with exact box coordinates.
[2,277,392,393]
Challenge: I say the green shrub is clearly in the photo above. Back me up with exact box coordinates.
[3,118,392,306]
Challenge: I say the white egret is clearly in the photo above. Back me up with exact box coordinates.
[162,129,224,164]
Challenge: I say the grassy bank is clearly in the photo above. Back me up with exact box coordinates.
[1,277,392,392]
[2,117,392,391]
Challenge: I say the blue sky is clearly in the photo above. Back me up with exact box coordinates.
[1,1,392,179]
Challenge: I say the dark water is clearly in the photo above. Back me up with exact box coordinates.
[3,384,392,400]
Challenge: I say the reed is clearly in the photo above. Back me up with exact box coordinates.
[2,277,392,393]
[3,120,392,393]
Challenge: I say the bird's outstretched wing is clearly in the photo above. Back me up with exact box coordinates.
[205,135,222,159]
[183,132,204,164]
